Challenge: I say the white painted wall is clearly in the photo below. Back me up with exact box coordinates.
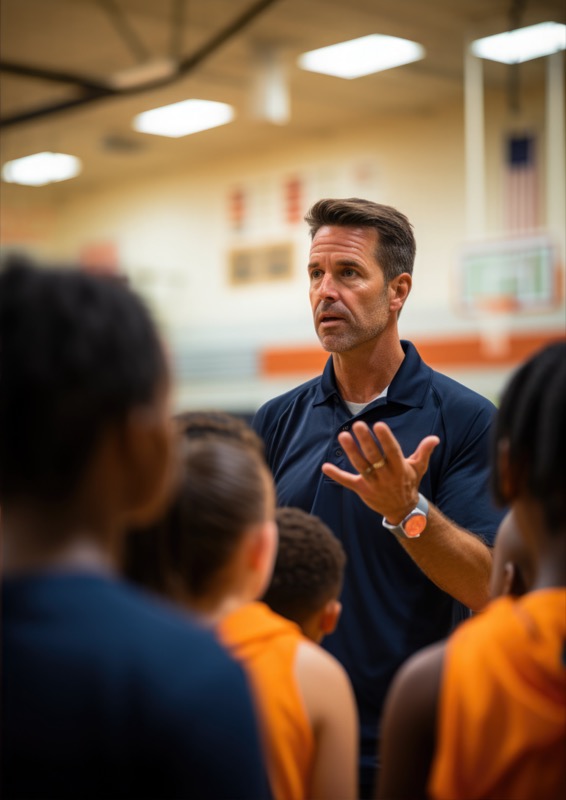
[2,86,564,411]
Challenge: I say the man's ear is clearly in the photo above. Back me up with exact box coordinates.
[319,599,342,636]
[388,273,412,314]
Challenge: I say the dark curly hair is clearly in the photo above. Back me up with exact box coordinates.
[0,254,166,504]
[262,506,346,626]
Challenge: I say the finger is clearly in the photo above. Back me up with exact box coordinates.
[407,436,440,479]
[321,462,363,490]
[369,422,406,468]
[349,422,387,466]
[337,430,375,474]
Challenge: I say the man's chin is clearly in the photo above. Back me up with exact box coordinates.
[317,334,352,354]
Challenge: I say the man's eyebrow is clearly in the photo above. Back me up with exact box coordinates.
[307,258,363,269]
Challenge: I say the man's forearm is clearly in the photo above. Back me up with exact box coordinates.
[390,504,493,612]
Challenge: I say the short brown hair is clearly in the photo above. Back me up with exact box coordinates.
[262,507,346,626]
[304,197,416,282]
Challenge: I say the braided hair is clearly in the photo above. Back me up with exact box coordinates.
[491,340,566,533]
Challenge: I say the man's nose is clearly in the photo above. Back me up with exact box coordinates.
[318,272,339,299]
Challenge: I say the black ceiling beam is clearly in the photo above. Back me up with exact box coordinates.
[0,0,280,129]
[0,59,111,93]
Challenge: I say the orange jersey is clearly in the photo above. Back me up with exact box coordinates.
[429,589,566,800]
[218,602,314,800]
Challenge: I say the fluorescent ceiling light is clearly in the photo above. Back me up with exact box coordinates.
[133,99,234,138]
[471,22,566,64]
[298,34,425,79]
[1,152,82,186]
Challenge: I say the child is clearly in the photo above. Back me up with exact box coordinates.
[263,506,346,643]
[377,341,566,800]
[121,409,265,597]
[0,257,267,800]
[129,434,359,800]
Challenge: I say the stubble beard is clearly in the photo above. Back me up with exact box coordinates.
[316,293,391,354]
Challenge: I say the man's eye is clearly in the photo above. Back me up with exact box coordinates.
[310,270,322,279]
[343,268,357,277]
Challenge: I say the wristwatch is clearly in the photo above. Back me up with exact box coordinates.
[382,493,429,539]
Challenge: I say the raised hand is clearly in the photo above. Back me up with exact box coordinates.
[321,421,439,523]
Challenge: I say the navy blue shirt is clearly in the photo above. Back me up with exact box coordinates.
[253,341,503,761]
[1,571,268,800]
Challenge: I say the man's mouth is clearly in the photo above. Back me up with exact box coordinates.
[319,313,345,325]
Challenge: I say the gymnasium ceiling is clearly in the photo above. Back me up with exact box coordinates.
[1,0,564,190]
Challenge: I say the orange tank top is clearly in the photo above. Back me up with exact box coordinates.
[218,602,315,800]
[429,589,566,800]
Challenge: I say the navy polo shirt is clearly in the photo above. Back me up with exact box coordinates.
[253,340,503,754]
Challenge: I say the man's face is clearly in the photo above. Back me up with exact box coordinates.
[308,225,392,353]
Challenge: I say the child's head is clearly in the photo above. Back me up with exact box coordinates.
[122,411,267,596]
[489,509,533,599]
[490,341,566,590]
[262,507,346,643]
[0,256,174,534]
[491,341,566,536]
[126,436,277,616]
[175,438,276,603]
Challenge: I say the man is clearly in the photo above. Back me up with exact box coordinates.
[252,198,504,797]
[0,257,268,800]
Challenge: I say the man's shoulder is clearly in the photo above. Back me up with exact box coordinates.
[259,374,322,408]
[253,374,322,427]
[427,364,497,416]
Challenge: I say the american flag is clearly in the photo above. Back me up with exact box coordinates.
[505,134,538,233]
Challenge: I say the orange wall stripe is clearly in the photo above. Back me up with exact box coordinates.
[260,330,565,377]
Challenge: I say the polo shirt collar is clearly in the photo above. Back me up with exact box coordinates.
[313,340,432,409]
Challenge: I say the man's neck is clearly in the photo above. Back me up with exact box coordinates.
[332,334,405,404]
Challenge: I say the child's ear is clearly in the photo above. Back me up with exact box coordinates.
[116,406,176,528]
[320,599,342,636]
[249,520,278,596]
[501,562,515,596]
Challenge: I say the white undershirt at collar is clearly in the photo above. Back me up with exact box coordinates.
[344,385,388,416]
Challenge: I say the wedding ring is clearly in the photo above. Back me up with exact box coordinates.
[363,458,386,476]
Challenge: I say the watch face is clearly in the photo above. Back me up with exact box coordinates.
[404,513,427,538]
